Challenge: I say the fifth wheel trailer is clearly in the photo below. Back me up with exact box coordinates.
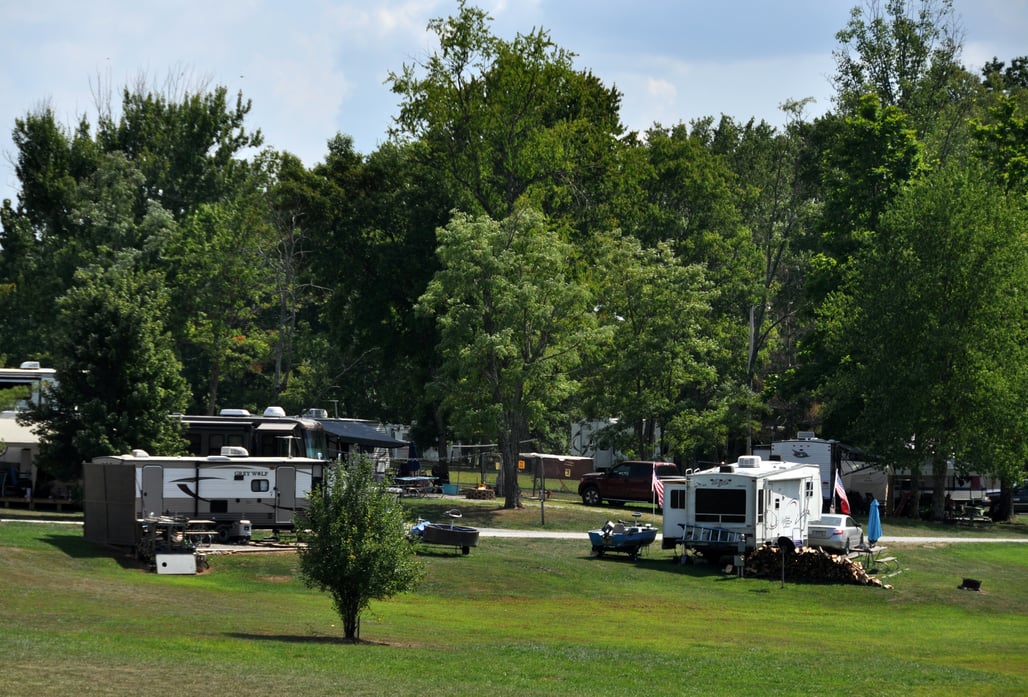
[83,450,327,546]
[661,456,822,560]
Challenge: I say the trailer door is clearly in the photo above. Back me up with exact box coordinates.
[276,466,296,524]
[141,465,164,517]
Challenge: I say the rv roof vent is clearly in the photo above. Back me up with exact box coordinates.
[720,464,736,473]
[737,455,762,468]
[263,406,287,417]
[130,449,150,458]
[221,446,250,457]
[219,408,251,416]
[797,431,816,440]
[19,361,41,369]
[305,408,329,419]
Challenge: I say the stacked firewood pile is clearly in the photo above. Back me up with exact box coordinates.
[744,543,889,587]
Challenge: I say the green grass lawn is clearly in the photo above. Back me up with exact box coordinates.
[1,514,1026,697]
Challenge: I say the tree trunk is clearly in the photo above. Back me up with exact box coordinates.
[342,596,361,641]
[433,404,449,482]
[499,416,522,509]
[907,460,922,519]
[930,454,948,521]
[206,362,221,415]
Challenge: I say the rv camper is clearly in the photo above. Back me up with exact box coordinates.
[763,436,844,511]
[83,449,327,546]
[176,407,328,460]
[661,456,822,560]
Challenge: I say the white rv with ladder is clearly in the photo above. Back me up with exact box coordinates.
[661,455,822,561]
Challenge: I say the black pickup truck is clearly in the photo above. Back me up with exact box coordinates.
[578,461,681,506]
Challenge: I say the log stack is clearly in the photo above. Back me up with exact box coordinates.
[744,543,888,587]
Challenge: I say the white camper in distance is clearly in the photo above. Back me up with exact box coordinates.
[662,456,822,561]
[83,449,327,546]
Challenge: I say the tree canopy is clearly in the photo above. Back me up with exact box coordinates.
[2,1,1027,515]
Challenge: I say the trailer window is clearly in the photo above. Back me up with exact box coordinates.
[250,479,270,493]
[695,488,746,523]
[670,488,686,509]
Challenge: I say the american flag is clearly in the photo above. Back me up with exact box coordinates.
[834,471,851,515]
[652,467,665,508]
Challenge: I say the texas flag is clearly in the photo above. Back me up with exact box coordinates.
[652,467,665,508]
[834,471,851,515]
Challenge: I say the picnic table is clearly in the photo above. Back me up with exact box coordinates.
[394,476,437,497]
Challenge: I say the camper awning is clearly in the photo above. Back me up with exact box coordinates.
[317,419,407,449]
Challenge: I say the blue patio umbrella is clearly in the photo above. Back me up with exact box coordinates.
[867,498,883,546]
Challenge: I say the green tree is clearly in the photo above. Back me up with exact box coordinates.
[635,121,760,457]
[694,108,821,442]
[1,110,101,360]
[818,163,1028,520]
[4,79,269,411]
[25,259,189,480]
[418,208,598,508]
[832,0,966,138]
[580,232,719,460]
[293,137,451,426]
[981,56,1028,91]
[96,81,263,218]
[296,457,423,641]
[974,93,1028,197]
[388,1,627,225]
[163,177,277,413]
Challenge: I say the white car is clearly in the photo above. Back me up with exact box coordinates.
[807,514,864,553]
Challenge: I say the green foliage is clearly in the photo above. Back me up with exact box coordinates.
[419,208,598,505]
[164,196,275,413]
[832,0,965,134]
[580,232,720,458]
[301,137,452,422]
[821,95,926,246]
[96,84,263,217]
[2,2,1020,481]
[26,261,188,479]
[819,162,1028,517]
[974,93,1028,196]
[296,457,423,640]
[389,1,626,223]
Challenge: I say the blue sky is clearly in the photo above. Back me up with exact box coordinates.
[1,1,1024,206]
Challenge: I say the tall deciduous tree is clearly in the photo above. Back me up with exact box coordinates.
[974,93,1028,197]
[418,208,598,508]
[164,194,274,414]
[388,1,626,225]
[96,81,263,218]
[297,456,423,642]
[832,0,966,137]
[580,232,719,460]
[636,122,760,456]
[26,258,189,481]
[818,162,1028,519]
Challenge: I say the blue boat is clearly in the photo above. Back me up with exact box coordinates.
[588,520,657,560]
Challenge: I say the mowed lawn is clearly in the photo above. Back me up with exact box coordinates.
[1,515,1026,697]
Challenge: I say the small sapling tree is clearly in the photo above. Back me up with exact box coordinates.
[296,456,423,641]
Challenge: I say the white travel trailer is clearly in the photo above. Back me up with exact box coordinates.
[83,449,327,546]
[0,361,57,497]
[661,456,822,560]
